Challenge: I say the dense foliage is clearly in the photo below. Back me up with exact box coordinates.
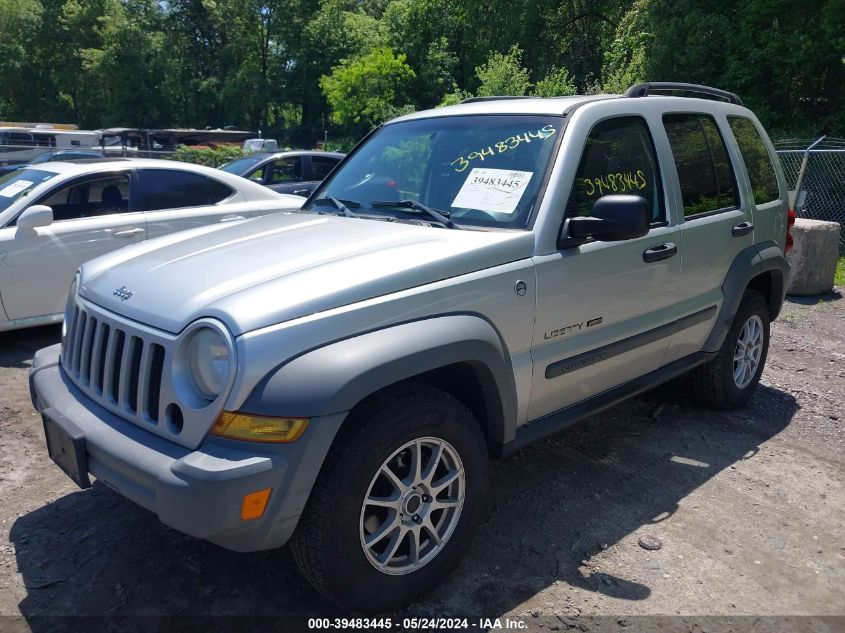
[170,144,246,167]
[0,0,842,145]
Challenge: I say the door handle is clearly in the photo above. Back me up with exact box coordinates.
[292,189,310,196]
[220,215,245,223]
[643,242,678,263]
[114,227,145,238]
[732,221,754,237]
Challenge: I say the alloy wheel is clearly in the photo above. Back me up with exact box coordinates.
[359,437,465,575]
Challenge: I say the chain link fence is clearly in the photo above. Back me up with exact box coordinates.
[774,136,845,252]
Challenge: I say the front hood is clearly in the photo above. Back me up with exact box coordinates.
[80,212,533,335]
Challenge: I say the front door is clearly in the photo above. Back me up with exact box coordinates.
[529,115,681,420]
[265,155,304,187]
[0,172,144,321]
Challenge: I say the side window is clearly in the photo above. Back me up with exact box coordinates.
[565,116,664,222]
[246,166,265,183]
[269,157,303,184]
[8,133,32,146]
[136,169,233,211]
[35,134,56,148]
[663,113,738,217]
[312,156,340,180]
[36,174,130,221]
[727,116,779,204]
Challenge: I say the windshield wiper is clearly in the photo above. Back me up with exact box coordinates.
[312,197,358,218]
[371,199,460,229]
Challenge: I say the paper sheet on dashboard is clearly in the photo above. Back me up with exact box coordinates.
[451,168,533,215]
[0,180,33,198]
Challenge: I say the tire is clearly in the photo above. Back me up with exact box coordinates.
[689,289,770,409]
[290,383,489,613]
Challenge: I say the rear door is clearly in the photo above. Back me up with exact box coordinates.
[529,114,682,420]
[660,108,753,362]
[138,168,262,238]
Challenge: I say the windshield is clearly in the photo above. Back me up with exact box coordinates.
[0,169,57,215]
[306,114,563,228]
[219,155,267,175]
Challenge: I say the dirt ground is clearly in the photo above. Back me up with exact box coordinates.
[0,290,842,631]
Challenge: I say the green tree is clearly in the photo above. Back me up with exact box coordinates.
[320,47,416,129]
[0,0,43,119]
[298,0,386,132]
[541,0,629,92]
[383,1,459,107]
[475,45,531,97]
[77,0,171,127]
[532,66,577,97]
[0,0,842,141]
[600,0,845,136]
[599,0,651,93]
[438,89,472,107]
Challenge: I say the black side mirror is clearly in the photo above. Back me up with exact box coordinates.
[560,195,650,247]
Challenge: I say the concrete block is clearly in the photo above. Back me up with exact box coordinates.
[786,218,841,295]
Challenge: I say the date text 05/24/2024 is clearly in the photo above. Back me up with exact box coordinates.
[307,617,528,630]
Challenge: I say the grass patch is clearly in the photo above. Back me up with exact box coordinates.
[836,256,845,287]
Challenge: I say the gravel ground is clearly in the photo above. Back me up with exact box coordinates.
[0,291,842,631]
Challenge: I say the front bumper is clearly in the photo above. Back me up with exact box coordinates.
[30,344,346,552]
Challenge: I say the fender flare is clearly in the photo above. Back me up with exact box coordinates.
[240,314,519,446]
[703,241,790,352]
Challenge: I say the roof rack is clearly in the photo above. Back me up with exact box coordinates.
[625,82,743,106]
[459,96,536,104]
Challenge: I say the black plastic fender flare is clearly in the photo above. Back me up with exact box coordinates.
[240,314,519,446]
[703,241,790,353]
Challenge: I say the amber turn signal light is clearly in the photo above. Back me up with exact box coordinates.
[211,412,308,443]
[241,488,272,521]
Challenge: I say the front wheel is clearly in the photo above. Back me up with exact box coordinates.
[290,384,488,613]
[689,289,771,409]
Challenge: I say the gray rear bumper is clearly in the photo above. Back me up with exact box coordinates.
[29,344,346,552]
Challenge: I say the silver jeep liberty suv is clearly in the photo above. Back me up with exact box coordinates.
[30,82,792,612]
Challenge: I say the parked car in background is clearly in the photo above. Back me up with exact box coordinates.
[242,138,279,153]
[0,158,302,331]
[219,150,344,196]
[0,149,105,175]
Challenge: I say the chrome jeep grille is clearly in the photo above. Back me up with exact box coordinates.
[60,294,232,450]
[62,298,167,425]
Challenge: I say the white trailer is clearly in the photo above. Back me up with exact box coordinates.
[0,126,99,166]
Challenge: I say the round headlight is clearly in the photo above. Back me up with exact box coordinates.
[186,327,231,400]
[62,276,79,341]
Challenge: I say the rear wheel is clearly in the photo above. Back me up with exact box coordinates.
[689,289,770,409]
[290,384,488,613]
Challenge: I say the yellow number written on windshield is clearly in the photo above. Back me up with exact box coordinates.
[451,124,557,173]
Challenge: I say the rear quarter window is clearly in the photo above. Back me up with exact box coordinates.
[727,116,780,205]
[312,156,341,180]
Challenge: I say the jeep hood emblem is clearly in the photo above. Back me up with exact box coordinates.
[113,286,134,301]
